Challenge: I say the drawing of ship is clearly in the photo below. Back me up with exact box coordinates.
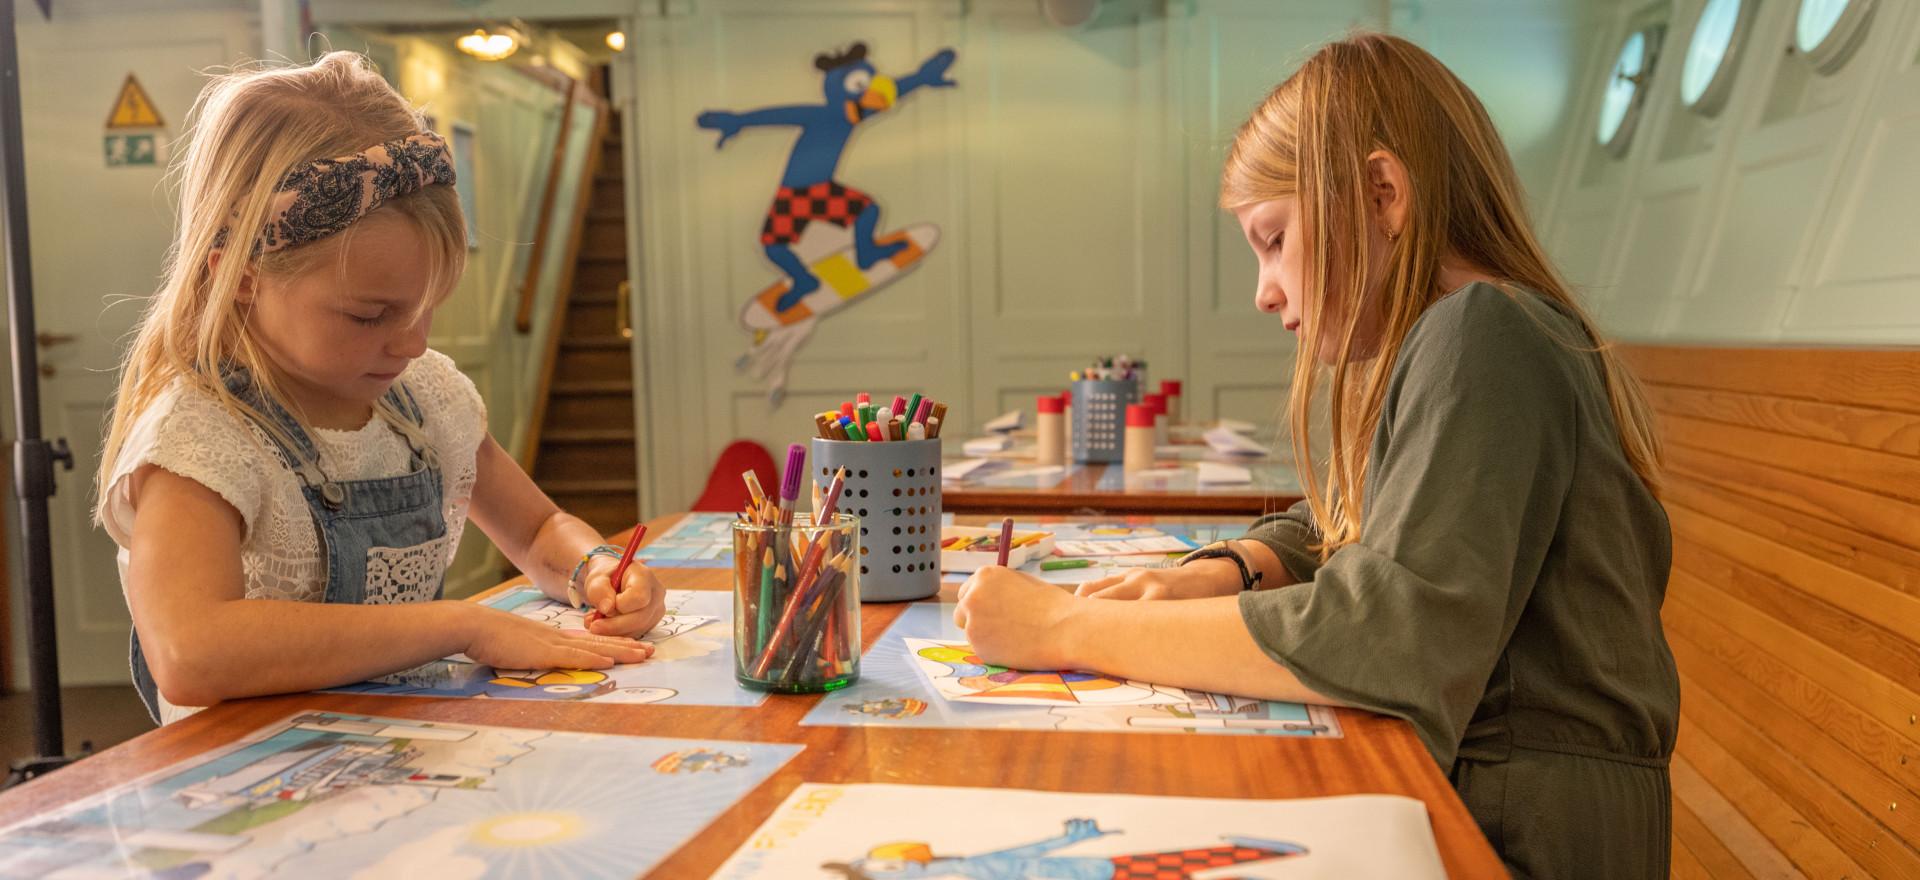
[176,726,484,811]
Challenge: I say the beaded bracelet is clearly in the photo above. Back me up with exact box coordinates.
[566,544,625,608]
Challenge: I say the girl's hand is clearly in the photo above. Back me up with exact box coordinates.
[459,604,655,670]
[578,558,668,638]
[1073,559,1240,601]
[954,566,1078,671]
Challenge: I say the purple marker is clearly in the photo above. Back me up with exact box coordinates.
[779,443,807,525]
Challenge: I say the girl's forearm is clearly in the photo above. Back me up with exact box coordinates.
[522,510,610,602]
[149,599,476,706]
[1059,594,1340,706]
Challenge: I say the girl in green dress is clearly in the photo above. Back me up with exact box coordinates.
[955,33,1679,880]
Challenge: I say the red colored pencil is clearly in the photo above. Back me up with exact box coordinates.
[996,517,1014,567]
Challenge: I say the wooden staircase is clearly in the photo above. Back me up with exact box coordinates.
[529,113,638,536]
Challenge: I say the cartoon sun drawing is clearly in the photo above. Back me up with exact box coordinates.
[470,812,585,849]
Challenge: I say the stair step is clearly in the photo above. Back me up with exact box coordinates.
[538,479,638,494]
[568,288,619,305]
[551,379,634,395]
[554,347,631,383]
[534,441,635,481]
[543,427,634,443]
[562,335,629,350]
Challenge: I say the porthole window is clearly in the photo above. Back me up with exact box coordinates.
[1797,0,1875,74]
[1598,28,1661,158]
[1680,0,1755,117]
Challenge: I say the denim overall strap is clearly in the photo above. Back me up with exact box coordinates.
[131,370,447,721]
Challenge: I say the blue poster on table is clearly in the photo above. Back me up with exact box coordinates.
[0,712,801,879]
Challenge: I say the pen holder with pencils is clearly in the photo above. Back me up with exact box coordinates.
[732,513,861,694]
[1070,378,1141,463]
[811,437,942,602]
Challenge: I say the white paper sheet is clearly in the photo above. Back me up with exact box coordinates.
[713,783,1449,880]
[940,457,993,480]
[1205,425,1272,456]
[983,409,1025,433]
[963,435,1013,455]
[1197,461,1253,484]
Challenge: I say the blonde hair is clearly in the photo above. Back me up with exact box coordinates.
[96,51,466,517]
[1220,33,1661,558]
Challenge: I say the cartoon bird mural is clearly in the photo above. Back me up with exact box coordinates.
[819,818,1308,879]
[697,42,956,406]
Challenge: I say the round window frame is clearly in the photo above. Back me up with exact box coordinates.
[1598,27,1663,159]
[1797,0,1876,75]
[1680,0,1757,118]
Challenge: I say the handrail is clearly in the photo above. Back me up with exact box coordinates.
[615,279,632,339]
[514,73,579,333]
[519,86,615,475]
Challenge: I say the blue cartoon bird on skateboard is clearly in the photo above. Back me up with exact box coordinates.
[698,42,955,405]
[819,818,1308,879]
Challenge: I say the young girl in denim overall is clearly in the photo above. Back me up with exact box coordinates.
[96,52,661,724]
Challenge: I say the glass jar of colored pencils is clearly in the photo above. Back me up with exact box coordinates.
[732,512,861,693]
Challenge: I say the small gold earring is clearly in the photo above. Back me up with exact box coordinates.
[1386,228,1401,241]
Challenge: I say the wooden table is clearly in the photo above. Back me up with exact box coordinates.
[942,458,1304,516]
[0,513,1505,879]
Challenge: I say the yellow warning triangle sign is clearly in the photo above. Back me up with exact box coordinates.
[105,74,164,129]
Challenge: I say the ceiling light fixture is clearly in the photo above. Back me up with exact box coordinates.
[457,29,518,61]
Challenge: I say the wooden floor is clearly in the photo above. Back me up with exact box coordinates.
[0,686,154,771]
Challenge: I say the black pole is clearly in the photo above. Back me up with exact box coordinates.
[0,0,77,788]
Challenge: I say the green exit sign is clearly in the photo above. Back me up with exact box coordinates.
[105,133,156,167]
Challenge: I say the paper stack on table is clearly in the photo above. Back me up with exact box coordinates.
[1196,461,1253,484]
[1217,417,1258,434]
[1204,425,1270,457]
[962,434,1012,455]
[983,409,1024,433]
[941,457,993,481]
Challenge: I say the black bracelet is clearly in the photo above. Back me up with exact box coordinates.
[1177,541,1263,591]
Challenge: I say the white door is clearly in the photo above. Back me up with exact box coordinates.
[12,7,256,686]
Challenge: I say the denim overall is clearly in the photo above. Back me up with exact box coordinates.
[131,370,446,721]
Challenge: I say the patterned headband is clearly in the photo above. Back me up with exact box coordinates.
[215,132,456,256]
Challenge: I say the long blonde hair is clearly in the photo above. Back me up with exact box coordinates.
[96,51,466,517]
[1220,33,1661,558]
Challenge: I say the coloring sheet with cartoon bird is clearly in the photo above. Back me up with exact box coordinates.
[325,589,762,706]
[712,783,1447,879]
[804,603,1340,736]
[0,712,802,880]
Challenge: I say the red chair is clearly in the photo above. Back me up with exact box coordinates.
[690,439,779,512]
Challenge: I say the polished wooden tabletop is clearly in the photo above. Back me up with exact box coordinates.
[941,458,1304,516]
[0,513,1505,879]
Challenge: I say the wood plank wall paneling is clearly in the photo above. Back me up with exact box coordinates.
[1621,345,1920,878]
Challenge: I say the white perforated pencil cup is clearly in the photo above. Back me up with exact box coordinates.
[810,437,942,602]
[1070,378,1140,463]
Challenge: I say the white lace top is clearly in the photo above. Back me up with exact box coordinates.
[101,349,487,723]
